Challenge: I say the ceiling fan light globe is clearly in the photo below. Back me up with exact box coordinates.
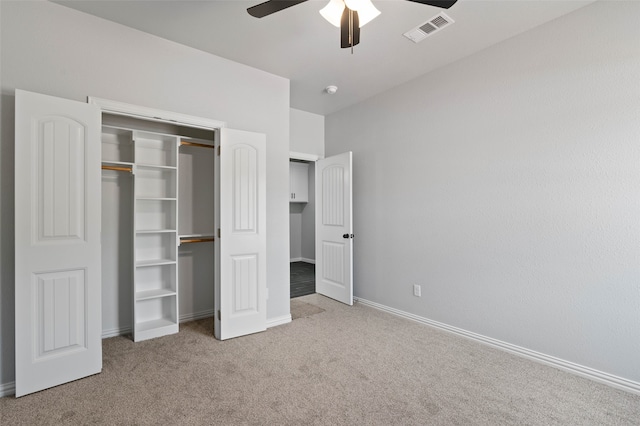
[344,0,368,11]
[355,0,380,27]
[320,0,345,28]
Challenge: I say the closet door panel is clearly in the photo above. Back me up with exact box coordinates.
[216,129,267,340]
[15,90,102,397]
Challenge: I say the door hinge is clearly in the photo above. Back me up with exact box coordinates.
[217,228,221,238]
[217,310,221,321]
[217,145,221,156]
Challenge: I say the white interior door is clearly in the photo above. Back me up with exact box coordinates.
[315,152,353,305]
[15,90,102,397]
[215,128,267,340]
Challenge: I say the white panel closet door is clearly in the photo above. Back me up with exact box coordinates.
[15,90,102,397]
[215,128,267,340]
[315,152,353,305]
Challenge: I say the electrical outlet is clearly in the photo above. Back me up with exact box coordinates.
[413,284,421,297]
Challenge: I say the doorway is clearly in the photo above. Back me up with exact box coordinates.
[288,151,353,306]
[289,159,316,298]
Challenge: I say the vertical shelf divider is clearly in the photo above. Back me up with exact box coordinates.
[131,130,180,342]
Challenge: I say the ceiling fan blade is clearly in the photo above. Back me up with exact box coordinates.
[340,8,360,48]
[404,0,458,9]
[247,0,308,18]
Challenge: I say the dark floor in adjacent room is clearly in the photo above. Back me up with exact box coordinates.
[290,261,315,298]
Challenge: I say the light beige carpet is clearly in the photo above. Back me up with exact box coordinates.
[290,298,325,320]
[1,294,639,425]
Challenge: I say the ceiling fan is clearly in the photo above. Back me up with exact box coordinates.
[247,0,458,51]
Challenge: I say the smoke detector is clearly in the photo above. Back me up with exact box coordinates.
[404,12,454,43]
[325,85,338,95]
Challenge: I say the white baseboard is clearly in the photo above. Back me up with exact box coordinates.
[0,381,15,398]
[355,297,640,396]
[267,314,292,328]
[290,257,302,262]
[102,326,132,339]
[179,309,214,323]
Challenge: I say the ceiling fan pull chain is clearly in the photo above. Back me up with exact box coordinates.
[349,9,354,54]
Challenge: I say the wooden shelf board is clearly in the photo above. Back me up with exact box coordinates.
[136,259,176,268]
[136,229,177,234]
[134,319,179,341]
[179,233,215,239]
[135,289,176,301]
[136,163,177,170]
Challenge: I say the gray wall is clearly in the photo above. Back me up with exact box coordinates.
[0,1,290,388]
[290,108,324,158]
[325,1,640,383]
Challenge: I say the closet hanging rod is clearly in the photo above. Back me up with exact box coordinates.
[180,237,215,244]
[102,165,132,173]
[180,140,215,149]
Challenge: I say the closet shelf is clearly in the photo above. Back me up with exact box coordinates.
[102,161,134,167]
[135,318,178,334]
[180,237,214,245]
[180,140,215,149]
[179,233,215,239]
[136,229,177,234]
[135,289,176,301]
[136,163,177,170]
[136,259,176,268]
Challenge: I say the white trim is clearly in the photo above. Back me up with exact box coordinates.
[290,151,321,162]
[102,326,132,339]
[179,309,215,323]
[355,297,640,396]
[267,314,292,328]
[88,96,226,130]
[0,381,16,398]
[290,257,302,263]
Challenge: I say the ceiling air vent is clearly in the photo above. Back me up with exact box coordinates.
[403,12,454,43]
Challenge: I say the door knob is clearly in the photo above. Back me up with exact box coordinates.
[343,234,349,238]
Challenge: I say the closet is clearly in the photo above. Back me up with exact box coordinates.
[100,114,216,342]
[15,90,266,396]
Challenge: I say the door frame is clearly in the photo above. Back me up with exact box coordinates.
[88,97,226,131]
[288,151,354,305]
[89,97,228,336]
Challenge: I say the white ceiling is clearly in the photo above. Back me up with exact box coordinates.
[55,0,594,115]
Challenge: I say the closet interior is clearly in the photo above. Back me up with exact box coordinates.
[100,114,216,342]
